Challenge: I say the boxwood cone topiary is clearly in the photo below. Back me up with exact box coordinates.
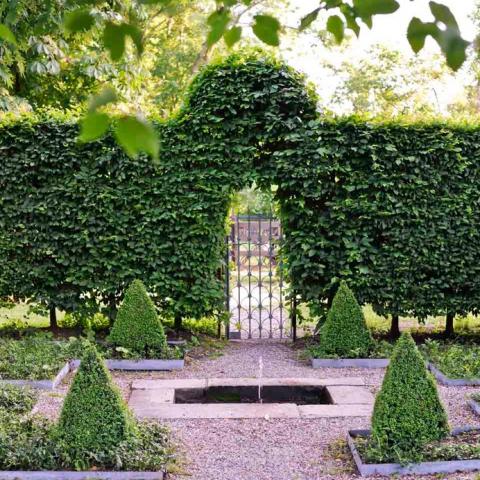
[57,343,136,466]
[319,281,373,357]
[108,279,167,355]
[370,332,449,462]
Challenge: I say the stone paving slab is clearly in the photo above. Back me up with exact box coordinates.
[133,403,300,419]
[298,404,373,418]
[132,377,364,391]
[129,389,175,408]
[326,386,374,405]
[132,379,207,390]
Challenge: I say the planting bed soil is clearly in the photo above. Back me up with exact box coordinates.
[349,427,480,476]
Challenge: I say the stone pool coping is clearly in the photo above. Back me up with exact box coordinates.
[0,471,165,479]
[347,427,480,477]
[311,358,389,369]
[129,377,375,419]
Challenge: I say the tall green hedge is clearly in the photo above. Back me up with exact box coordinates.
[277,120,480,320]
[1,52,480,324]
[0,53,314,319]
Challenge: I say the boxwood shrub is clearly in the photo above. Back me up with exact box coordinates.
[108,279,168,356]
[317,281,373,357]
[57,343,136,468]
[370,332,449,462]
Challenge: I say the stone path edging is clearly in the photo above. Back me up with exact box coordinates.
[70,359,184,371]
[468,399,480,416]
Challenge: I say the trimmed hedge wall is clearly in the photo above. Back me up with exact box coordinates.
[1,52,480,324]
[278,120,480,320]
[0,53,315,319]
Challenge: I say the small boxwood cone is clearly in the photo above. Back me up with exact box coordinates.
[370,332,449,462]
[57,343,136,466]
[319,281,373,357]
[108,279,167,355]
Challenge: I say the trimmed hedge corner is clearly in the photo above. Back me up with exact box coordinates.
[108,280,167,356]
[370,333,449,462]
[318,281,373,358]
[57,343,137,467]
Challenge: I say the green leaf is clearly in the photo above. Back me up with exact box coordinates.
[64,9,95,34]
[299,8,321,32]
[326,15,344,43]
[429,1,459,30]
[252,15,281,46]
[353,0,399,17]
[88,87,117,112]
[103,22,143,61]
[224,26,242,47]
[79,112,110,142]
[207,10,230,47]
[0,24,16,45]
[407,18,437,53]
[103,23,124,61]
[437,29,469,71]
[114,116,159,159]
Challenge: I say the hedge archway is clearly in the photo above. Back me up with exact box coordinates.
[1,52,480,331]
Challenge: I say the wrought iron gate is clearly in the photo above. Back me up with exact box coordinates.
[225,214,290,339]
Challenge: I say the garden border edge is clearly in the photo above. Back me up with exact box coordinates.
[427,363,480,386]
[311,358,389,369]
[347,427,480,477]
[0,362,70,390]
[70,358,185,371]
[0,470,166,479]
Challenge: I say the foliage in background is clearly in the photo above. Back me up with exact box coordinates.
[57,343,136,469]
[369,333,449,463]
[324,44,449,117]
[108,279,168,357]
[0,385,36,414]
[315,281,373,357]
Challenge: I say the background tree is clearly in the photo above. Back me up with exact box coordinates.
[324,44,449,117]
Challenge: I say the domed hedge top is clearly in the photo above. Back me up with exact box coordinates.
[370,332,449,462]
[318,281,373,357]
[108,279,167,356]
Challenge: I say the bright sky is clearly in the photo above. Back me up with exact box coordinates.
[277,0,477,114]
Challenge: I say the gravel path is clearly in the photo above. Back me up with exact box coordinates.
[35,340,480,480]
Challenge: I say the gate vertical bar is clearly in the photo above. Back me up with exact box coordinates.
[235,215,241,338]
[268,215,273,339]
[279,220,284,338]
[224,227,230,340]
[258,215,262,338]
[247,212,252,339]
[291,293,297,342]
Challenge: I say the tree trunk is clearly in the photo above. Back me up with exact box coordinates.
[445,312,455,338]
[390,314,400,339]
[49,306,58,331]
[174,314,182,333]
